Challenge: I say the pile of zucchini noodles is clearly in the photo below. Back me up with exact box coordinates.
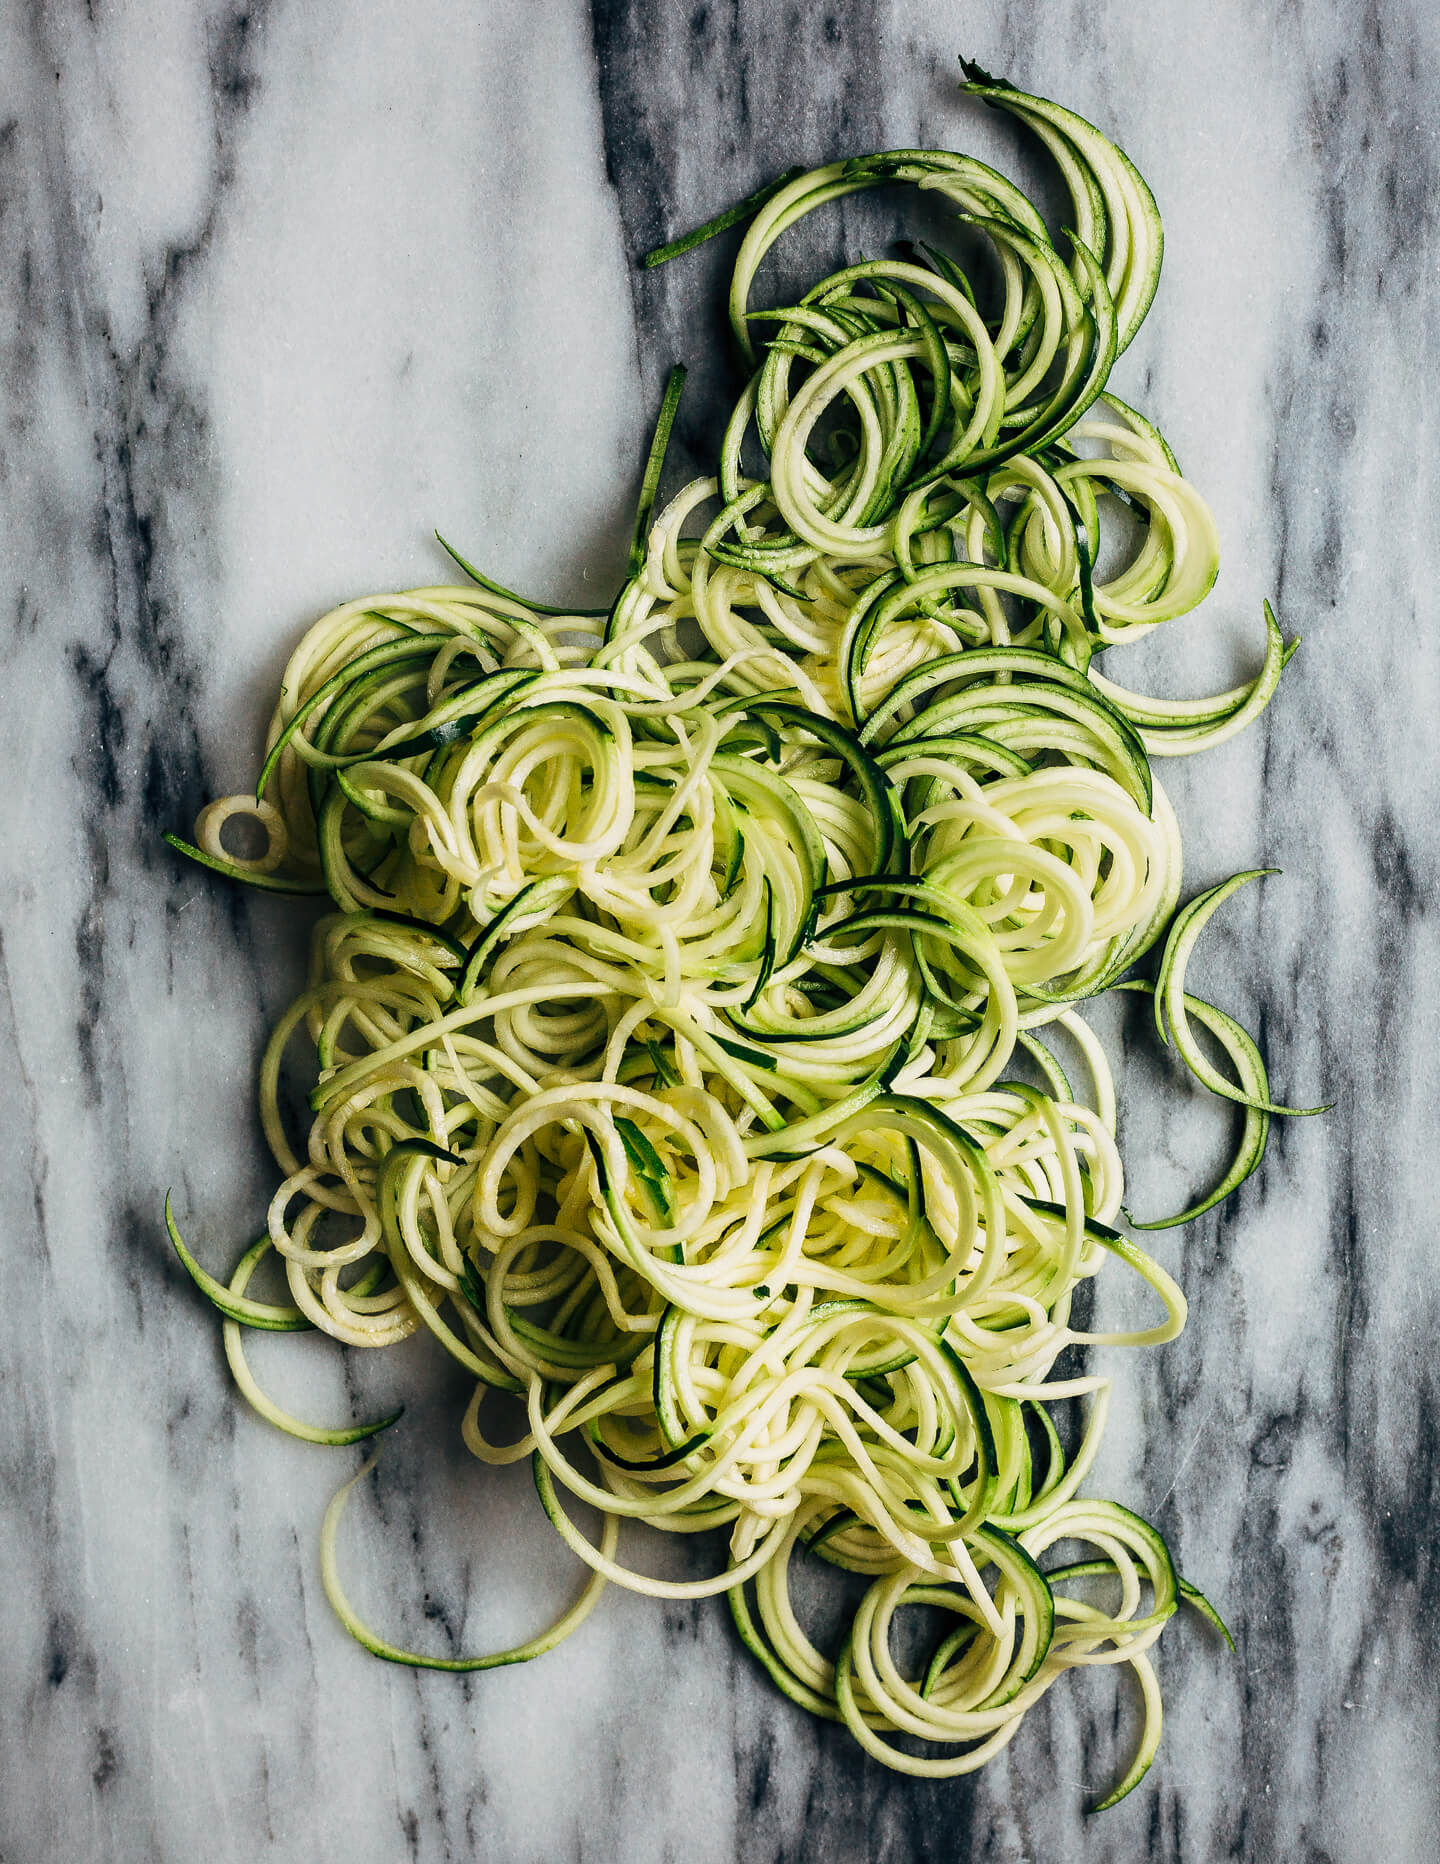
[168,69,1315,1806]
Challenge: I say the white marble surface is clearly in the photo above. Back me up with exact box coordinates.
[2,2,1436,1859]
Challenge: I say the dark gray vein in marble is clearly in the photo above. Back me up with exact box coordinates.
[589,0,896,487]
[0,2,280,1857]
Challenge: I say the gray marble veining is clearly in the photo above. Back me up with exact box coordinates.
[1,2,1436,1859]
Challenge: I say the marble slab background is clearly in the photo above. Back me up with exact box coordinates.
[1,1,1436,1859]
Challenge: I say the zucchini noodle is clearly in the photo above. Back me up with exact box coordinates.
[166,65,1315,1809]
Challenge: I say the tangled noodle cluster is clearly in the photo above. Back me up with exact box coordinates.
[170,70,1309,1803]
